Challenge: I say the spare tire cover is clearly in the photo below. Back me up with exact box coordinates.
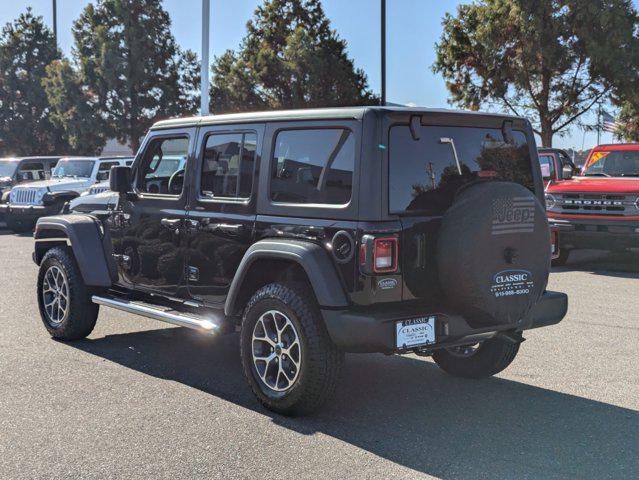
[436,181,550,327]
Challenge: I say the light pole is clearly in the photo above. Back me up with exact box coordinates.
[380,0,386,106]
[201,0,211,116]
[52,0,57,46]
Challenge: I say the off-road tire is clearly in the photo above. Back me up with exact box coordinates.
[37,247,99,340]
[240,282,343,416]
[552,248,571,267]
[6,213,35,233]
[432,336,520,379]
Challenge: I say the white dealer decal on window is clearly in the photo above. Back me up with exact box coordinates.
[490,269,534,298]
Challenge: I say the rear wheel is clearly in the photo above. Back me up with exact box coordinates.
[6,212,35,233]
[37,247,99,340]
[240,282,343,416]
[432,336,520,379]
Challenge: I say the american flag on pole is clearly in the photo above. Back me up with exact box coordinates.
[602,111,620,133]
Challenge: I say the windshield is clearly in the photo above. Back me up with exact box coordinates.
[0,160,18,178]
[148,157,185,177]
[52,159,95,178]
[582,150,639,177]
[389,125,534,215]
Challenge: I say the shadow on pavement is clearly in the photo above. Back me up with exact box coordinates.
[0,224,31,237]
[554,249,639,275]
[69,327,639,479]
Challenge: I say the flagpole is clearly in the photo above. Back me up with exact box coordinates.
[597,103,601,145]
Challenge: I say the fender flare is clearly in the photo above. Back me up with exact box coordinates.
[224,239,349,317]
[34,214,117,287]
[43,190,80,206]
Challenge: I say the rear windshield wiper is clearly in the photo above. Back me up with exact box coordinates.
[584,173,611,177]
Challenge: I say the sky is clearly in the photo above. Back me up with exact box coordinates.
[1,0,635,151]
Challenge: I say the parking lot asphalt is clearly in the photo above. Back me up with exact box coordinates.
[0,228,637,480]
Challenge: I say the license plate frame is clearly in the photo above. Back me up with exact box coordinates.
[395,316,436,350]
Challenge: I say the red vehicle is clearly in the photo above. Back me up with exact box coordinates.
[541,144,639,265]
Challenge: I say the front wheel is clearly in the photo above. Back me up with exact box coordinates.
[432,336,520,379]
[240,282,343,416]
[37,247,99,340]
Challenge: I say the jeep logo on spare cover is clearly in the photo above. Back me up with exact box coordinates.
[492,196,536,235]
[490,269,534,298]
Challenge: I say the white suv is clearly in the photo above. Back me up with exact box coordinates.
[3,156,131,232]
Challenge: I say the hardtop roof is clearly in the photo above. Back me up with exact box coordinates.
[0,156,61,162]
[151,106,525,130]
[56,156,132,161]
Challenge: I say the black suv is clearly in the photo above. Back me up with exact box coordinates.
[32,107,567,415]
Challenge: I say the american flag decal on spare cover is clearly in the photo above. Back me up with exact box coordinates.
[492,196,536,235]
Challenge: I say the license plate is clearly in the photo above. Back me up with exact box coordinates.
[396,316,436,349]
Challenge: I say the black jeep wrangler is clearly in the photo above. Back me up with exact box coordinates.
[32,107,567,415]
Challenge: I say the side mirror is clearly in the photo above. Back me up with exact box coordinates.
[96,171,109,182]
[109,166,132,194]
[561,165,573,180]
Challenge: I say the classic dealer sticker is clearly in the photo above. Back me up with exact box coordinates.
[490,269,534,298]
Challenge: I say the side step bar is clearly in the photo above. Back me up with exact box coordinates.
[92,295,220,334]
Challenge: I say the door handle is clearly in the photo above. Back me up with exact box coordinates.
[160,218,182,230]
[213,223,244,233]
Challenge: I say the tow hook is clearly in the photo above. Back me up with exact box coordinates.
[497,330,525,345]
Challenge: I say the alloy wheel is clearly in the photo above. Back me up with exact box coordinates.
[251,310,302,392]
[42,265,69,326]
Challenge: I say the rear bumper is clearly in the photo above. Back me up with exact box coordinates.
[322,291,568,353]
[550,216,639,250]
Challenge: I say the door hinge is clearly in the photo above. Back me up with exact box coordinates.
[186,265,199,282]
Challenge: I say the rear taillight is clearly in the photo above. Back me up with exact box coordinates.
[373,238,398,273]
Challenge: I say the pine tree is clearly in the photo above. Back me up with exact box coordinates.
[210,0,377,113]
[71,0,199,151]
[43,59,110,155]
[0,9,65,156]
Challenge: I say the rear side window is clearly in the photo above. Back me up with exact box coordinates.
[389,125,534,215]
[538,154,555,180]
[19,162,45,181]
[270,128,355,205]
[97,161,121,181]
[200,132,257,199]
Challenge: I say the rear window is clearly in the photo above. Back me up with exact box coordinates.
[270,128,355,205]
[389,125,534,215]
